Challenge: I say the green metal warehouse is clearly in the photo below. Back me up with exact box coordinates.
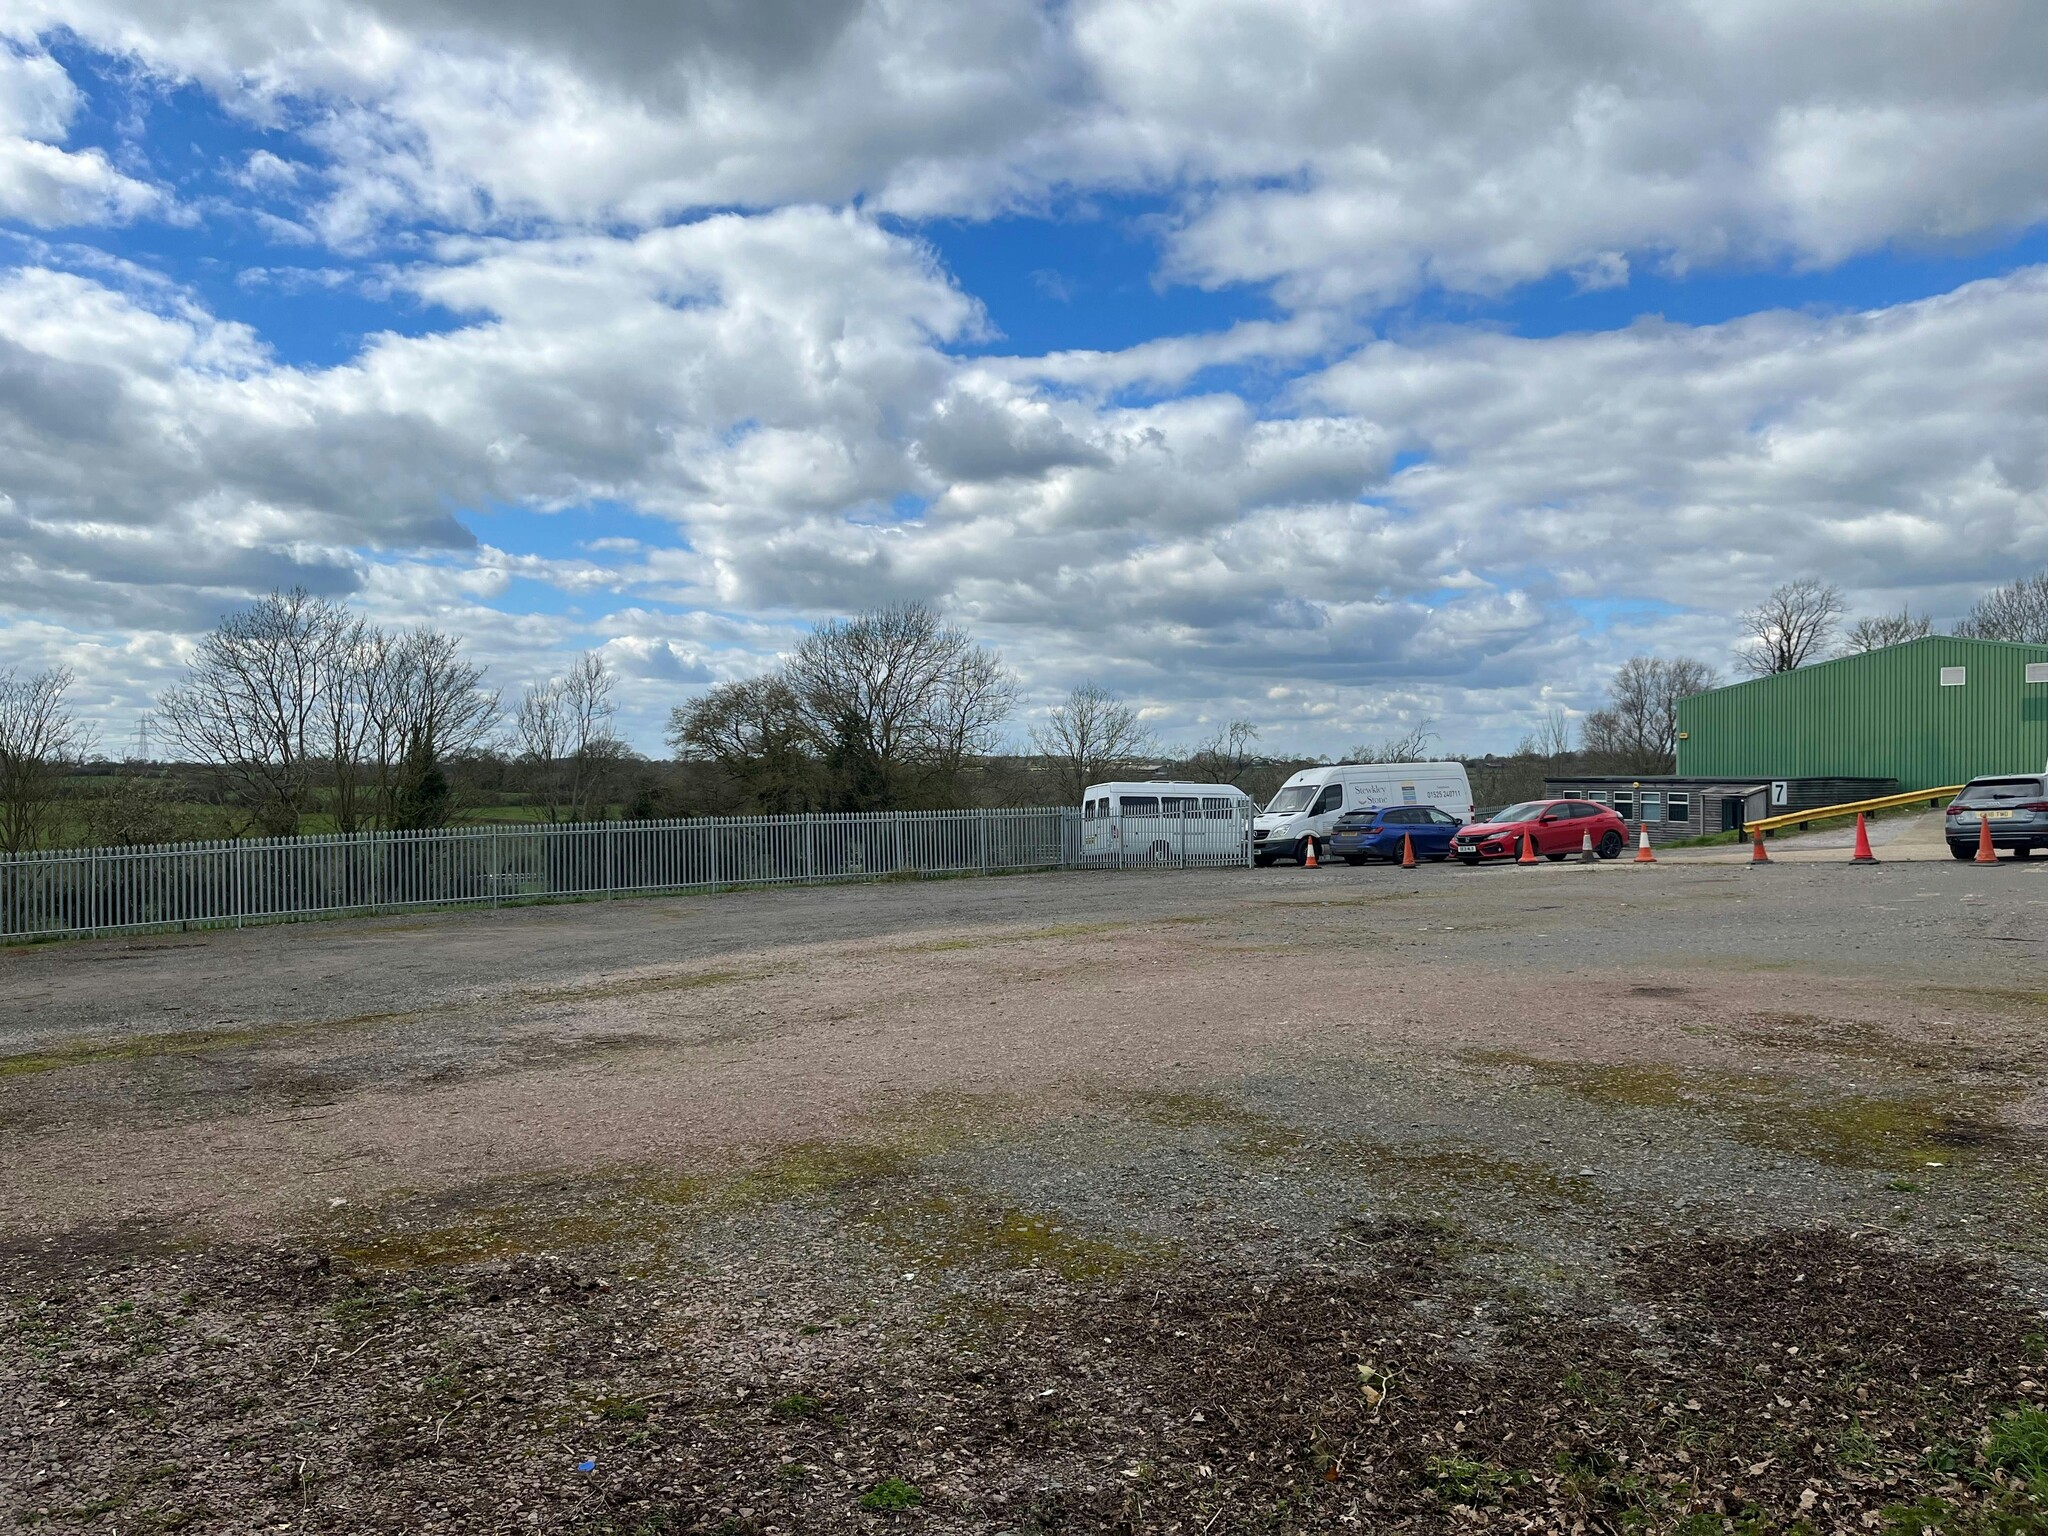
[1675,635,2048,790]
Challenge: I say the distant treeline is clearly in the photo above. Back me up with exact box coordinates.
[4,571,2045,852]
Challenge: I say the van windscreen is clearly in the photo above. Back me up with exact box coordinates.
[1266,785,1317,814]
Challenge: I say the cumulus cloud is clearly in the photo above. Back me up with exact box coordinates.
[1085,0,2048,305]
[5,2,2048,754]
[0,45,159,226]
[21,0,2048,281]
[8,215,2048,748]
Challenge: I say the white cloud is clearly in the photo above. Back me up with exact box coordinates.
[5,3,2048,755]
[8,226,2048,751]
[0,45,160,226]
[20,0,2048,290]
[1077,0,2048,305]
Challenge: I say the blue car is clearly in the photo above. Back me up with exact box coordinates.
[1325,804,1463,864]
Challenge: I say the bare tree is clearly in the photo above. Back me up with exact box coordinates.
[1841,607,1933,654]
[1580,656,1717,774]
[0,667,94,854]
[1344,725,1438,763]
[375,628,499,828]
[1031,683,1156,804]
[1734,579,1846,677]
[316,616,380,835]
[1954,570,2048,645]
[156,592,498,837]
[1184,719,1260,785]
[783,604,1018,809]
[517,652,630,822]
[156,589,353,835]
[1517,707,1576,760]
[669,676,815,813]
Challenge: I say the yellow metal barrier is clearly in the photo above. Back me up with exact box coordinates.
[1747,785,1962,837]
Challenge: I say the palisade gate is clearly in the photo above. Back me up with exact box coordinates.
[0,804,1255,942]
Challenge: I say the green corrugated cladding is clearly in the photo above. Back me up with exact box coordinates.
[1675,636,2048,789]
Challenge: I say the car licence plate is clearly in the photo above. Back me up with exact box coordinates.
[1982,809,2016,820]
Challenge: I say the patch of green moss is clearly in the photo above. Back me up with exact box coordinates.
[1475,1051,2019,1172]
[0,1010,414,1077]
[1254,891,1423,909]
[894,921,1128,954]
[1104,1089,1308,1158]
[857,1195,1143,1280]
[1920,986,2048,1019]
[517,967,763,1005]
[1327,1135,1601,1206]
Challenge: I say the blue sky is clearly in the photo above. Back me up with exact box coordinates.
[4,3,2048,756]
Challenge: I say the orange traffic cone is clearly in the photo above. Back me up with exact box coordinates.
[1302,836,1319,869]
[1518,831,1538,865]
[1976,815,1998,864]
[1749,829,1771,865]
[1401,833,1417,870]
[1850,812,1878,865]
[1634,825,1656,863]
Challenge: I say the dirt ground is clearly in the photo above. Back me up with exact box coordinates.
[6,857,2048,1533]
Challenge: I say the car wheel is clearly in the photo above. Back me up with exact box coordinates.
[1597,830,1624,860]
[1343,855,1366,866]
[1949,843,1975,861]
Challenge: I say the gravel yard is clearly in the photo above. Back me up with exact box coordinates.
[6,857,2048,1532]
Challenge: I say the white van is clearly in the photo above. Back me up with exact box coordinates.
[1080,780,1259,866]
[1251,762,1473,867]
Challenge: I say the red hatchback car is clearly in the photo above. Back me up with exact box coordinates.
[1451,798,1628,863]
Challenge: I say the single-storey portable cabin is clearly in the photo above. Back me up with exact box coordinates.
[1540,775,1897,846]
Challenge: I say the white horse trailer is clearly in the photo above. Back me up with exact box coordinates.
[1079,780,1258,867]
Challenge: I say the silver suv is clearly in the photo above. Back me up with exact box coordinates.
[1946,774,2048,859]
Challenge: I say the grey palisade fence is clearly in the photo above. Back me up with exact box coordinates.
[1,806,1253,942]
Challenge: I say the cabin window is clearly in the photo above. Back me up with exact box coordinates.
[1202,797,1236,818]
[1120,795,1159,815]
[1667,793,1690,823]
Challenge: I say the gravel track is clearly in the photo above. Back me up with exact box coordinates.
[6,858,2048,1532]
